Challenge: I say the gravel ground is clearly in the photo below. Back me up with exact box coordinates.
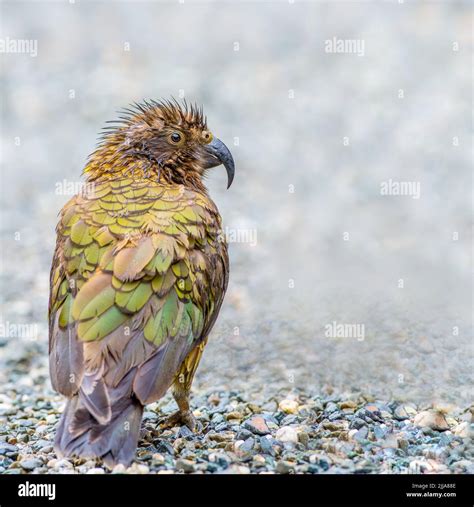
[0,340,472,475]
[1,2,472,475]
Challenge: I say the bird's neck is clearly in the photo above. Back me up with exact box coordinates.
[83,145,207,193]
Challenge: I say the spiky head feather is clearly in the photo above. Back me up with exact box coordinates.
[84,99,214,191]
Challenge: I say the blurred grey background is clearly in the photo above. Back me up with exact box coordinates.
[0,1,472,408]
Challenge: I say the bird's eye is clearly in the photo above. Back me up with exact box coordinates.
[169,132,183,145]
[201,131,213,144]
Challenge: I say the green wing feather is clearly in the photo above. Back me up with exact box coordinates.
[49,177,228,401]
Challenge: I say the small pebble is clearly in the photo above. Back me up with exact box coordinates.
[175,458,195,473]
[243,416,270,436]
[151,453,165,465]
[178,426,194,439]
[275,426,299,444]
[453,422,470,438]
[353,427,369,443]
[340,400,357,410]
[275,460,294,474]
[20,458,42,471]
[278,399,299,414]
[394,404,417,421]
[253,455,266,468]
[207,431,234,442]
[0,443,18,455]
[235,428,253,440]
[259,436,275,456]
[349,417,366,430]
[226,411,243,421]
[414,411,449,431]
[54,459,73,469]
[297,431,309,447]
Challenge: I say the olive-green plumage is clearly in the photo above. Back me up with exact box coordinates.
[49,99,234,466]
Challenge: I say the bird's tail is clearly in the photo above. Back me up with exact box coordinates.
[54,375,143,468]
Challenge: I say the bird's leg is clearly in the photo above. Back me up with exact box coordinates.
[160,383,199,432]
[160,341,207,432]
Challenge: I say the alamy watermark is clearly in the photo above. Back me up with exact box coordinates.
[18,482,55,501]
[218,226,258,247]
[55,179,96,196]
[325,37,365,57]
[325,321,365,341]
[380,179,421,199]
[0,320,39,340]
[0,37,38,57]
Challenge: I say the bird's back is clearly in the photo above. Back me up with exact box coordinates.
[49,177,229,466]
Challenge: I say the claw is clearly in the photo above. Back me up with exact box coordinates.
[160,410,201,432]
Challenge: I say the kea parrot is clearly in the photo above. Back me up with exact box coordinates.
[48,99,235,466]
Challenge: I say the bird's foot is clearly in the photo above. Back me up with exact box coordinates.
[160,410,201,432]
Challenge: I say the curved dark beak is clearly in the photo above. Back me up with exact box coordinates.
[202,138,235,189]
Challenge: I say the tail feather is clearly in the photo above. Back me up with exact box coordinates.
[55,383,143,467]
[54,332,193,467]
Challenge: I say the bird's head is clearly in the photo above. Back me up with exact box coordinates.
[85,99,235,191]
